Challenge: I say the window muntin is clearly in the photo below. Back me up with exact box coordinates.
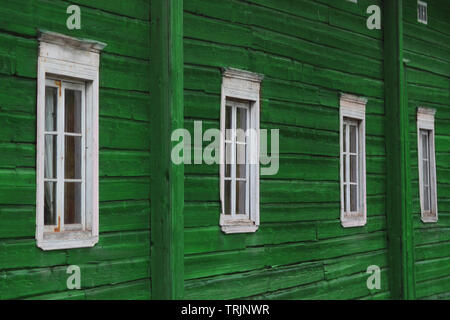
[417,107,437,222]
[223,99,250,218]
[339,93,367,228]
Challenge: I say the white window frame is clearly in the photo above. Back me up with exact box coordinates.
[417,1,428,25]
[340,93,367,228]
[36,31,106,250]
[417,107,438,223]
[219,68,263,234]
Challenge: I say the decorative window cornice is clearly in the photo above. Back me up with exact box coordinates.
[38,30,107,53]
[417,107,436,130]
[340,93,367,110]
[222,68,264,83]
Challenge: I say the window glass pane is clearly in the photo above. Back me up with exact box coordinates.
[350,184,358,212]
[224,180,231,215]
[343,185,347,212]
[65,136,82,179]
[343,154,347,183]
[236,181,246,215]
[424,186,430,211]
[423,159,429,186]
[236,144,246,179]
[65,89,82,133]
[64,182,82,224]
[350,155,357,183]
[236,108,247,142]
[44,135,57,179]
[45,87,57,131]
[343,124,347,152]
[225,142,233,177]
[422,131,428,160]
[225,105,232,140]
[44,181,57,225]
[350,125,357,153]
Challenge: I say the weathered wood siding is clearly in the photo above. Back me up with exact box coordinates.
[183,0,390,299]
[0,0,151,299]
[403,0,450,300]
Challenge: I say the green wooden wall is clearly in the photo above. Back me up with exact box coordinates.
[0,0,152,299]
[402,0,450,299]
[0,0,449,300]
[182,0,391,300]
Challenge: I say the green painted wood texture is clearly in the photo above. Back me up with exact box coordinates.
[150,0,185,299]
[0,0,151,299]
[384,0,416,300]
[0,0,449,300]
[402,0,450,300]
[182,0,391,300]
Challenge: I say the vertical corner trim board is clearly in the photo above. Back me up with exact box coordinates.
[150,0,185,299]
[383,0,416,300]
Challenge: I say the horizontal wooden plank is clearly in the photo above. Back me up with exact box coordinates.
[266,231,387,267]
[0,75,36,114]
[0,143,35,169]
[0,112,35,143]
[324,250,388,281]
[0,206,35,239]
[100,150,150,177]
[185,222,317,255]
[84,279,151,300]
[100,177,150,202]
[25,278,151,300]
[416,275,450,299]
[416,256,450,283]
[66,231,150,264]
[100,54,150,92]
[249,269,389,300]
[100,89,150,122]
[185,247,266,280]
[99,117,150,150]
[68,0,150,21]
[415,240,450,262]
[0,0,150,59]
[185,261,324,300]
[317,216,386,240]
[100,200,150,233]
[0,257,149,299]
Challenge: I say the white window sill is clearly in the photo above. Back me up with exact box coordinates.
[341,214,366,228]
[219,215,258,234]
[421,213,438,223]
[37,231,98,250]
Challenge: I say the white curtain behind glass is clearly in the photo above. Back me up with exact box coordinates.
[44,87,56,225]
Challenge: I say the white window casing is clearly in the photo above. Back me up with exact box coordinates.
[418,1,428,25]
[340,93,367,228]
[417,107,438,223]
[36,31,106,250]
[219,68,263,234]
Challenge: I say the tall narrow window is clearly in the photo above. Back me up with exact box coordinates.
[340,94,367,227]
[36,31,106,250]
[220,68,263,234]
[418,1,428,25]
[44,80,85,232]
[417,108,438,222]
